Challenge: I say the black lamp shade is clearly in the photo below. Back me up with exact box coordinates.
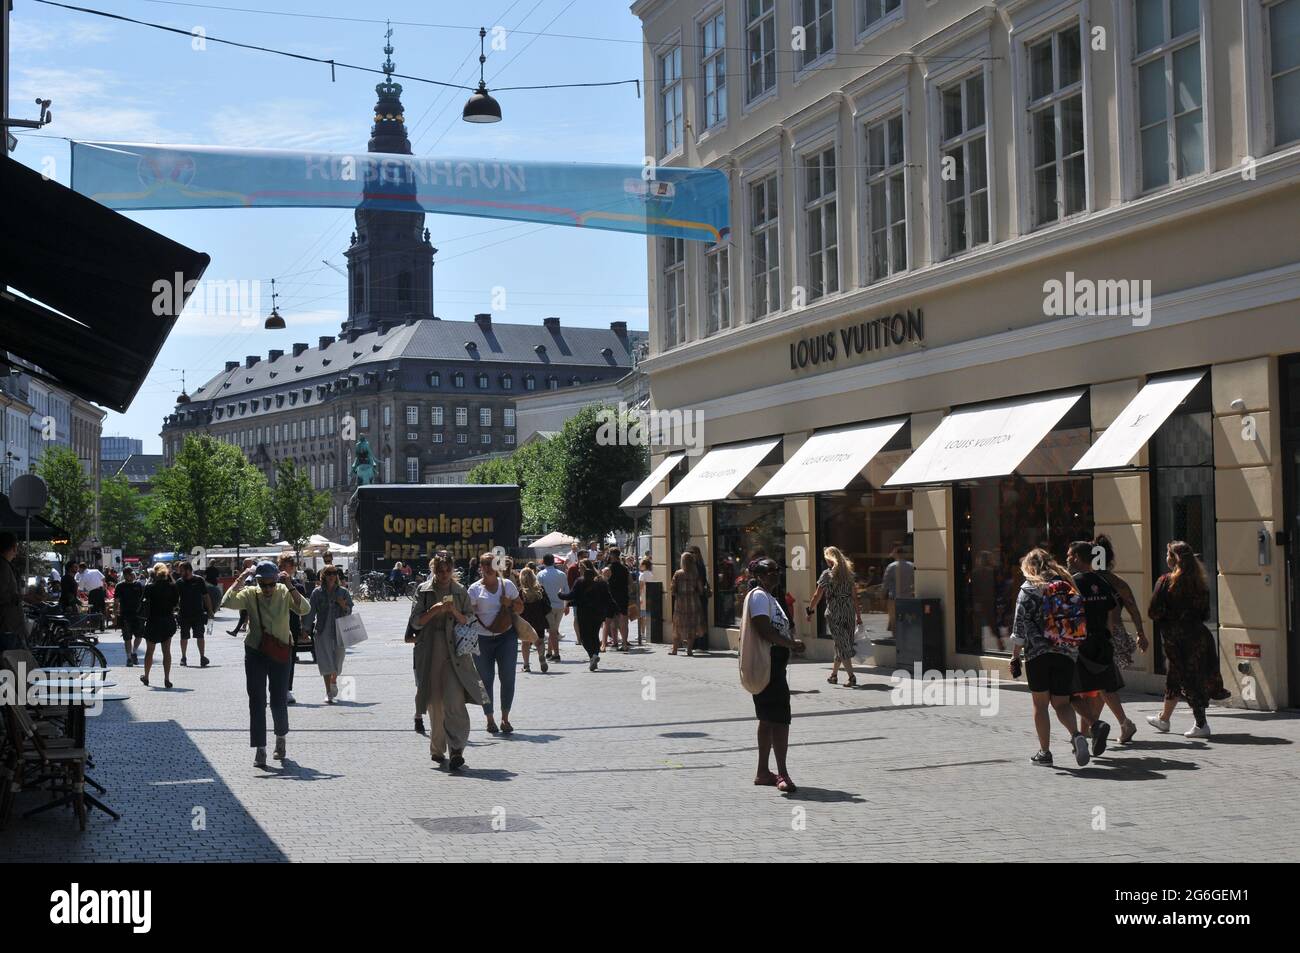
[264,308,286,330]
[463,84,502,123]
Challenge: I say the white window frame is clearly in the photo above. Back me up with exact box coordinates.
[1012,9,1092,232]
[383,405,392,427]
[745,0,778,108]
[798,141,841,302]
[504,408,516,427]
[861,105,909,283]
[657,38,684,159]
[431,405,444,426]
[456,433,468,444]
[699,5,728,133]
[432,433,444,444]
[1117,0,1214,198]
[383,458,391,483]
[481,434,492,446]
[406,456,420,483]
[794,0,836,75]
[661,236,688,349]
[928,60,994,262]
[504,435,516,446]
[359,408,369,429]
[1247,0,1300,153]
[405,404,418,425]
[856,0,903,44]
[455,407,468,427]
[745,164,783,321]
[703,240,732,335]
[524,374,536,391]
[479,407,492,427]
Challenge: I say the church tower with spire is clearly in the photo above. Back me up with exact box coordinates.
[341,24,436,336]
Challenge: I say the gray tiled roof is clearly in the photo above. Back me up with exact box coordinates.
[188,317,645,404]
[115,453,164,481]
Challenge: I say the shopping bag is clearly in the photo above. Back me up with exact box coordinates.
[738,589,771,695]
[514,614,539,644]
[336,612,368,647]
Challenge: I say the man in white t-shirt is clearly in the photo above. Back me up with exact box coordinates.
[465,553,524,735]
[537,553,568,662]
[565,542,581,567]
[76,562,107,631]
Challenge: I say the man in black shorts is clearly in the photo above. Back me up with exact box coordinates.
[176,561,213,668]
[1067,541,1121,756]
[115,566,145,666]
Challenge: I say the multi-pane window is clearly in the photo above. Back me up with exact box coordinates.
[455,407,468,426]
[524,374,536,391]
[274,424,281,442]
[429,372,441,387]
[746,0,777,102]
[504,408,516,427]
[705,244,731,335]
[749,174,781,318]
[481,434,492,445]
[1028,24,1086,227]
[431,406,444,426]
[504,435,516,446]
[383,406,392,427]
[405,405,418,425]
[660,46,683,155]
[865,112,907,281]
[798,0,835,69]
[432,433,444,444]
[803,146,839,300]
[1134,0,1204,191]
[939,74,990,257]
[702,11,727,129]
[501,374,513,391]
[858,0,900,33]
[457,433,468,444]
[406,456,419,483]
[477,373,489,389]
[547,376,559,390]
[453,372,465,388]
[662,237,687,349]
[1269,0,1300,146]
[310,419,317,437]
[480,407,492,427]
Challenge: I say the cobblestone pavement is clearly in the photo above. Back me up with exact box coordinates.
[3,598,1298,863]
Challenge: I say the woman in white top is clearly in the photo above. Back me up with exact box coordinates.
[746,558,806,793]
[466,552,524,735]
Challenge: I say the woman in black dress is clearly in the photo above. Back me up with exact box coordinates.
[746,558,806,793]
[1146,541,1227,738]
[558,560,617,671]
[140,562,179,688]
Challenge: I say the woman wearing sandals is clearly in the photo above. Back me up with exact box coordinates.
[517,567,551,674]
[139,562,179,688]
[670,551,706,656]
[305,565,353,704]
[1092,534,1149,743]
[746,558,806,793]
[1147,541,1227,738]
[467,552,524,735]
[807,546,861,686]
[558,559,617,671]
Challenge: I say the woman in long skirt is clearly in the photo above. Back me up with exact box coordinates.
[1146,540,1227,738]
[670,551,706,656]
[306,565,353,704]
[808,546,861,686]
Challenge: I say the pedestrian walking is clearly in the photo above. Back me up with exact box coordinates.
[227,558,255,635]
[558,559,617,671]
[410,553,483,770]
[689,545,710,651]
[1147,541,1227,738]
[605,548,631,652]
[883,545,915,637]
[222,561,311,766]
[139,562,179,689]
[808,546,861,686]
[1091,535,1149,742]
[467,552,523,735]
[114,565,145,666]
[175,560,213,668]
[537,553,567,662]
[278,554,308,705]
[203,566,224,639]
[670,551,706,656]
[76,562,107,631]
[305,565,353,703]
[1066,541,1124,755]
[517,567,551,673]
[740,558,805,793]
[1007,548,1092,767]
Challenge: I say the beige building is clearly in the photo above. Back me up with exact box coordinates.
[631,0,1300,708]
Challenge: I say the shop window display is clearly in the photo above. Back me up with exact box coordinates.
[713,499,787,628]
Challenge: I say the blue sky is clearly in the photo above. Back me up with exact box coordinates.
[10,0,650,452]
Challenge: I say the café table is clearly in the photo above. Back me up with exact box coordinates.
[24,673,124,822]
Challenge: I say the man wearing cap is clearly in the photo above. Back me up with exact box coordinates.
[222,560,311,767]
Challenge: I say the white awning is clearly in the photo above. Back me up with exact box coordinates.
[884,390,1086,486]
[659,438,781,505]
[756,418,907,497]
[1072,369,1205,471]
[620,453,686,508]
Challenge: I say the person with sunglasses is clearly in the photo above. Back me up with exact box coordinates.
[222,561,311,767]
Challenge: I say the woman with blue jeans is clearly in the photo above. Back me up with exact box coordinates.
[467,552,523,735]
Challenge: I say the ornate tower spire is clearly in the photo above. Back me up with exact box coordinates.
[369,20,411,155]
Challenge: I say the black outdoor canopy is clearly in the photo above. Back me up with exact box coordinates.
[0,156,211,413]
[0,492,67,540]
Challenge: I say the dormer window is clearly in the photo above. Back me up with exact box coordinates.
[524,374,536,391]
[501,374,513,390]
[476,373,489,389]
[453,372,465,388]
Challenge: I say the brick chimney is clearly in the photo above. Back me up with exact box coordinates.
[543,317,560,331]
[474,313,492,331]
[318,335,335,349]
[292,342,309,357]
[268,349,284,362]
[610,321,627,338]
[245,355,260,368]
[225,361,239,371]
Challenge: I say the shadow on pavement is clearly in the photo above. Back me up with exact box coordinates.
[782,787,867,804]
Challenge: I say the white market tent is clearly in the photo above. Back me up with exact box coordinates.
[530,531,578,550]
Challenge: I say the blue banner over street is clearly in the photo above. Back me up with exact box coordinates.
[70,141,730,243]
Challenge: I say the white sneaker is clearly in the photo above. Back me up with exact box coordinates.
[287,691,296,705]
[254,747,267,767]
[1184,723,1211,738]
[273,735,286,760]
[1146,716,1171,733]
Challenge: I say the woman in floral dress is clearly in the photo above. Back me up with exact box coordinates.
[671,551,706,656]
[808,547,860,686]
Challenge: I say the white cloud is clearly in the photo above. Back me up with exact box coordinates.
[10,19,113,52]
[10,66,183,143]
[205,100,360,151]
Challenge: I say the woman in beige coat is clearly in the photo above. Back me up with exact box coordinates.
[409,552,486,771]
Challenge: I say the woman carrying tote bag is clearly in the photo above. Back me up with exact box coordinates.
[739,558,805,793]
[305,565,353,705]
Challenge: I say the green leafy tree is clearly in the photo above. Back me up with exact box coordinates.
[98,473,148,555]
[36,446,96,561]
[552,405,647,541]
[269,458,332,559]
[467,438,563,535]
[150,434,272,553]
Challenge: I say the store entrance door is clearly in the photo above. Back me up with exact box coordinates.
[1280,356,1300,708]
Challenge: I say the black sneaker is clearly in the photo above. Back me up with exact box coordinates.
[180,658,188,667]
[414,716,426,735]
[540,656,549,673]
[448,752,465,771]
[1072,733,1091,766]
[430,752,445,765]
[1091,720,1111,757]
[125,655,134,667]
[1031,750,1053,765]
[200,656,210,668]
[589,655,598,671]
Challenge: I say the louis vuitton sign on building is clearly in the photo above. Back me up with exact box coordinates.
[788,309,925,372]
